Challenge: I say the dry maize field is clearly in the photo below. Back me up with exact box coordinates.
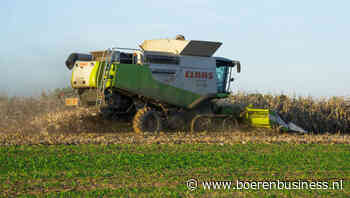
[0,92,349,145]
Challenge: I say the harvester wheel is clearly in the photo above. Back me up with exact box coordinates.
[133,107,162,134]
[191,115,212,132]
[222,117,239,131]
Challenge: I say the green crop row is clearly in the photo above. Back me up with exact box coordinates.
[1,144,349,197]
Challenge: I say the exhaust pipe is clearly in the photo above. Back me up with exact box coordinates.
[65,53,93,70]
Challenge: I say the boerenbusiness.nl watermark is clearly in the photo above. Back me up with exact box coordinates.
[186,179,344,191]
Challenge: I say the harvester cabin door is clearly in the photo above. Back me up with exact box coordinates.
[216,66,228,93]
[215,61,234,94]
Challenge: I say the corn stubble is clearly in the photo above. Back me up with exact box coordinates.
[229,93,350,133]
[0,92,349,145]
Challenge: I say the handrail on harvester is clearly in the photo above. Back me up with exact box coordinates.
[112,47,142,51]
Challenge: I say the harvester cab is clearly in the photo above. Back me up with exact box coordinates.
[65,36,244,133]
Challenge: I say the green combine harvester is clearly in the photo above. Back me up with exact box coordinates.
[65,35,305,133]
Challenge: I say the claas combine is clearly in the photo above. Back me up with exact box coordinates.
[65,35,291,133]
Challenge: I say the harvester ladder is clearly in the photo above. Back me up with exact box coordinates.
[96,49,113,106]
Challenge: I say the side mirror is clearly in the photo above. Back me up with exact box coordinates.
[236,61,241,73]
[230,78,234,82]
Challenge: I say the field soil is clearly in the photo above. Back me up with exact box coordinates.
[2,129,350,146]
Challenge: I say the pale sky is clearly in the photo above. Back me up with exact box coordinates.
[1,0,349,97]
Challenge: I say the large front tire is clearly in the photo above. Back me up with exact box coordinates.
[133,107,162,134]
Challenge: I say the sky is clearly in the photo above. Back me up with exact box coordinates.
[1,0,349,97]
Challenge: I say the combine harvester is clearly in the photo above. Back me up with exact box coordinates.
[65,35,305,133]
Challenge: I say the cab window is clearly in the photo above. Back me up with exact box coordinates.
[216,66,228,93]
